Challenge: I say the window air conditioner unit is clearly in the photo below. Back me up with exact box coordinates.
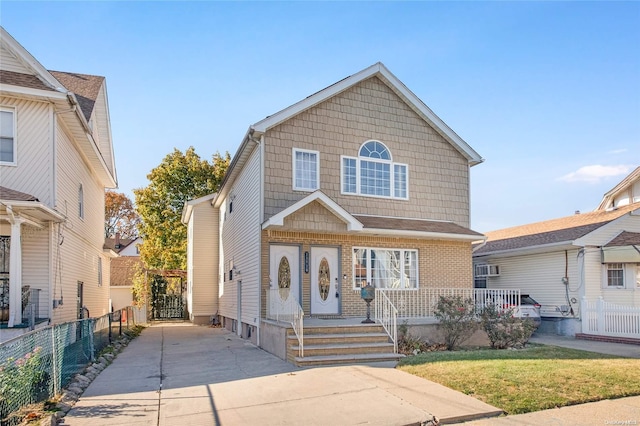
[475,264,500,277]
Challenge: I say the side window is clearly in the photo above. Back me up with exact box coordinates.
[98,256,103,286]
[0,108,16,165]
[78,184,84,219]
[292,148,319,191]
[606,263,624,287]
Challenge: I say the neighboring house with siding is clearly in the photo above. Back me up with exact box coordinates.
[0,27,117,341]
[473,169,640,337]
[104,236,141,311]
[183,63,485,352]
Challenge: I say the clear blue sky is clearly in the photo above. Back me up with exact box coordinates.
[3,1,639,232]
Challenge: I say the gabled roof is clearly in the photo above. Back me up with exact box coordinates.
[0,186,39,202]
[0,26,117,188]
[103,237,136,253]
[262,191,484,241]
[605,231,640,247]
[262,191,363,231]
[216,63,483,204]
[252,62,482,166]
[475,202,640,255]
[598,166,640,210]
[181,193,217,224]
[49,71,104,121]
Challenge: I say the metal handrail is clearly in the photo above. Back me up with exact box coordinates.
[374,288,398,353]
[266,289,304,358]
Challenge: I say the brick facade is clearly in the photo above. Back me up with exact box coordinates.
[261,229,473,318]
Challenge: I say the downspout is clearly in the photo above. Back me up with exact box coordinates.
[256,132,265,347]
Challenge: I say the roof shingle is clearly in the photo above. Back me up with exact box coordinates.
[0,70,54,92]
[353,215,483,237]
[0,186,39,202]
[475,202,640,255]
[49,71,104,121]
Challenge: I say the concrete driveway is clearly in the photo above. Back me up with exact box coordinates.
[63,323,501,426]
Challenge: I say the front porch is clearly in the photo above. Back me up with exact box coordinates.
[264,287,520,366]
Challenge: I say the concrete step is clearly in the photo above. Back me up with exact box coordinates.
[289,332,390,346]
[289,342,396,357]
[286,325,385,336]
[294,352,404,367]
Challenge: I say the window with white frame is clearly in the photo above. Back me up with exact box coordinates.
[98,256,102,286]
[353,247,418,289]
[342,140,408,199]
[78,184,84,219]
[292,148,319,191]
[0,108,16,164]
[606,263,624,287]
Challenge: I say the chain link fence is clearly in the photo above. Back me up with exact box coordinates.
[0,306,142,425]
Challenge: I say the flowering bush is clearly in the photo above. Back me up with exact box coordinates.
[434,295,477,350]
[0,347,48,419]
[480,304,536,349]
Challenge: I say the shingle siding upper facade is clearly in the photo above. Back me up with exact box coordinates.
[263,77,471,227]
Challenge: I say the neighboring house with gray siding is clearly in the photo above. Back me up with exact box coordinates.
[183,62,485,352]
[473,168,640,337]
[0,27,117,341]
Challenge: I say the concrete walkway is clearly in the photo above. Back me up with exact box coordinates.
[63,323,501,426]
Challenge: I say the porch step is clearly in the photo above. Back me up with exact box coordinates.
[286,323,400,366]
[294,352,404,367]
[291,342,395,357]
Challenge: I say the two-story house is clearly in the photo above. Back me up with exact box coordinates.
[0,27,117,341]
[183,63,484,361]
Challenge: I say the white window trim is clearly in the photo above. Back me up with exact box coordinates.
[292,148,320,192]
[603,263,626,289]
[0,106,17,166]
[78,183,84,219]
[341,154,409,200]
[352,246,419,290]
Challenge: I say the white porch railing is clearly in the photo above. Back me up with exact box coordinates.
[374,289,398,353]
[376,288,521,318]
[266,289,304,357]
[581,297,640,339]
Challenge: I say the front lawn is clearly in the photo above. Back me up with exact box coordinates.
[397,345,640,415]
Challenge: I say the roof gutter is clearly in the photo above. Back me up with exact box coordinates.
[474,240,578,257]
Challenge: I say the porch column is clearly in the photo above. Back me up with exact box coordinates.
[7,208,25,327]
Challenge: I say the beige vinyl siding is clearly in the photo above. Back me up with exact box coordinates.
[52,121,109,323]
[477,249,581,318]
[263,76,470,227]
[219,146,261,326]
[187,202,219,318]
[91,85,115,178]
[0,97,53,205]
[22,226,51,319]
[0,45,31,74]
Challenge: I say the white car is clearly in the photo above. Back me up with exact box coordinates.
[512,295,542,327]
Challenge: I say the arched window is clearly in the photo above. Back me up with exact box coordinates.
[341,140,408,199]
[78,184,84,218]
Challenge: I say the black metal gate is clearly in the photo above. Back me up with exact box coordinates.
[150,274,186,320]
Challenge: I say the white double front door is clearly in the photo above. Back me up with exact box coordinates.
[310,247,339,315]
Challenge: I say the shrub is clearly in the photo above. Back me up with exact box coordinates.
[480,303,537,349]
[434,295,477,350]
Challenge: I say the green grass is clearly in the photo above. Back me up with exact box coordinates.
[397,344,640,414]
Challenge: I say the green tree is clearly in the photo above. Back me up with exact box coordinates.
[134,147,230,270]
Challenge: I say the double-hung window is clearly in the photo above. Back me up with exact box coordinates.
[342,140,408,199]
[353,247,418,289]
[0,108,16,165]
[292,148,319,191]
[606,263,624,287]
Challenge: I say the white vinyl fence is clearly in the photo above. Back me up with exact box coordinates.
[581,297,640,339]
